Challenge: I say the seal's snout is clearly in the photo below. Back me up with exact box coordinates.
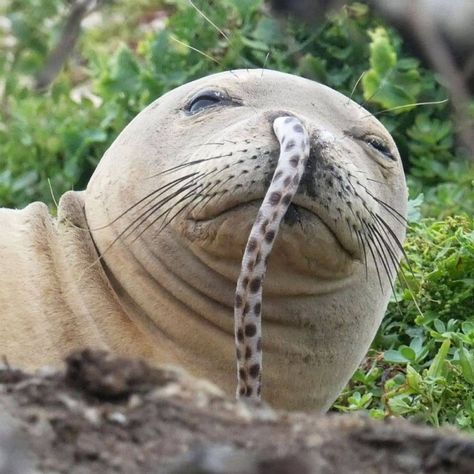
[295,133,329,198]
[295,129,345,199]
[264,110,296,124]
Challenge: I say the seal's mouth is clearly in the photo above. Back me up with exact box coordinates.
[189,195,359,262]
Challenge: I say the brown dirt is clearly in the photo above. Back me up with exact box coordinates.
[1,349,473,474]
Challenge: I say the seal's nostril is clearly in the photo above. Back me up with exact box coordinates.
[264,110,296,125]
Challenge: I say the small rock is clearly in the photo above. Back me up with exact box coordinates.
[0,413,38,474]
[65,349,178,399]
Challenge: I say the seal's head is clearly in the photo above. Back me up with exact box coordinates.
[85,69,407,410]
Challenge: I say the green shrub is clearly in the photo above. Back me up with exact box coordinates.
[335,214,474,429]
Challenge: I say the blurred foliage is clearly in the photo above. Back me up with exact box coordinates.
[0,0,473,428]
[1,0,472,211]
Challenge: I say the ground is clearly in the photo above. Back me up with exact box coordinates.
[1,350,473,473]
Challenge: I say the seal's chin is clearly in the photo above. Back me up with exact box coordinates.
[182,200,358,280]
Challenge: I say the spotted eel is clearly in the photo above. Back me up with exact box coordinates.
[234,116,310,399]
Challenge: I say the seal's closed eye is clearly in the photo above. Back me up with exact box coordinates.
[364,136,395,161]
[186,90,226,114]
[185,89,242,115]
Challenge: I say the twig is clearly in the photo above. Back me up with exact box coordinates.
[404,3,474,159]
[34,0,104,91]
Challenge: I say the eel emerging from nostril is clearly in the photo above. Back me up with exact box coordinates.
[234,116,310,400]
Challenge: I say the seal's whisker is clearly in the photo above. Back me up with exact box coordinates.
[203,188,230,209]
[358,69,395,110]
[370,219,400,273]
[362,221,393,284]
[188,0,229,40]
[123,168,223,240]
[373,212,410,259]
[370,99,449,118]
[165,163,244,222]
[351,224,365,277]
[120,182,204,243]
[151,175,223,235]
[133,183,208,242]
[176,193,209,221]
[366,177,387,186]
[131,168,225,240]
[147,152,235,179]
[80,180,200,280]
[261,51,271,77]
[366,222,396,283]
[370,212,414,303]
[88,172,200,231]
[184,185,221,217]
[348,71,366,104]
[127,172,205,216]
[347,183,395,234]
[363,231,384,292]
[196,177,234,206]
[187,153,271,204]
[148,144,265,180]
[355,178,407,228]
[132,181,210,241]
[157,190,205,234]
[363,190,407,225]
[128,173,202,217]
[199,175,227,201]
[356,229,369,281]
[369,222,402,303]
[169,33,223,67]
[374,213,414,276]
[374,197,407,225]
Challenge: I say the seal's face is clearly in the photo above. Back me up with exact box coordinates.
[85,70,407,410]
[118,69,405,288]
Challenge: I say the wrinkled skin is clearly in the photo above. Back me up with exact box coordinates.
[0,70,407,410]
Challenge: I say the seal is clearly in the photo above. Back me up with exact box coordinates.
[0,69,407,411]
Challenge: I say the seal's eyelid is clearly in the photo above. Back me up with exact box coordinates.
[184,89,227,114]
[363,135,396,161]
[184,88,243,115]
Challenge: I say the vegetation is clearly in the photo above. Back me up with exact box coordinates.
[335,214,474,429]
[1,0,472,428]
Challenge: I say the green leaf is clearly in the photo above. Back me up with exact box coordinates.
[224,0,262,18]
[400,346,417,362]
[368,27,397,74]
[384,349,409,363]
[362,27,421,109]
[407,194,424,223]
[459,346,474,384]
[108,46,142,95]
[433,320,446,334]
[298,54,328,83]
[406,364,422,392]
[462,322,474,336]
[251,17,284,46]
[427,339,451,378]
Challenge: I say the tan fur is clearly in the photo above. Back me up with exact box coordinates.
[0,70,407,410]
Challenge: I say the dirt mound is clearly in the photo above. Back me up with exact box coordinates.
[1,350,473,473]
